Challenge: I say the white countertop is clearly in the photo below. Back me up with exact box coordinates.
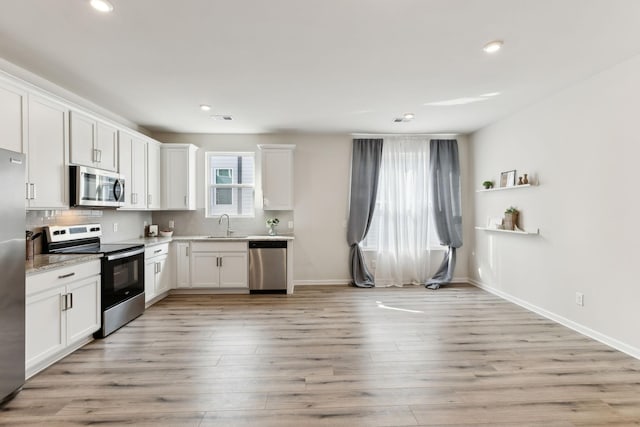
[118,234,294,247]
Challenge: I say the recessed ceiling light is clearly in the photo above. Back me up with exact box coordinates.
[480,92,501,97]
[90,0,114,13]
[425,97,489,106]
[403,113,415,120]
[483,40,503,53]
[200,104,211,111]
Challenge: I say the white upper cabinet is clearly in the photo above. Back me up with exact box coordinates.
[26,95,69,209]
[118,131,147,210]
[259,144,295,210]
[0,80,26,154]
[146,139,161,210]
[69,110,118,172]
[161,143,197,210]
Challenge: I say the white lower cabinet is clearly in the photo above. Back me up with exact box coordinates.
[174,242,191,288]
[186,241,248,289]
[144,243,170,303]
[26,259,101,378]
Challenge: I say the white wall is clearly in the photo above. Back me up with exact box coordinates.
[470,53,640,356]
[152,132,471,285]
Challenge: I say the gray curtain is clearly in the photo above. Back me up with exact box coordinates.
[347,138,383,287]
[426,139,462,290]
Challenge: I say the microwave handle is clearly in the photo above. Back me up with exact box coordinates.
[114,179,124,201]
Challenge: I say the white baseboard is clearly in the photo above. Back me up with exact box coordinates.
[294,280,350,286]
[469,278,640,361]
[293,277,470,286]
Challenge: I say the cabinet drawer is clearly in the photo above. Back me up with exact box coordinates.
[145,243,169,259]
[191,241,247,253]
[27,259,101,296]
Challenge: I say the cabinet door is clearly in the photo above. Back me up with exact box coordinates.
[120,133,147,210]
[144,259,157,302]
[27,95,68,209]
[66,276,101,345]
[26,286,66,370]
[262,148,294,210]
[162,147,189,209]
[69,110,96,167]
[0,81,26,153]
[147,140,161,210]
[96,122,119,172]
[220,252,248,288]
[175,243,191,288]
[155,255,170,295]
[190,252,220,287]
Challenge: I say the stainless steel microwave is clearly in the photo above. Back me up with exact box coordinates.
[70,165,125,208]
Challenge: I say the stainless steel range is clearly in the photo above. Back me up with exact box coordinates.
[44,224,145,337]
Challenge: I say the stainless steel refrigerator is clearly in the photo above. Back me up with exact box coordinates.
[0,148,25,404]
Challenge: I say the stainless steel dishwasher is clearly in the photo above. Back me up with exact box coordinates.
[249,240,287,294]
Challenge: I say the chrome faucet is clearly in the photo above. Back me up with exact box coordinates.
[218,214,232,237]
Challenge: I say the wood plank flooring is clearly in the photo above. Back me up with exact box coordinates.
[3,284,640,426]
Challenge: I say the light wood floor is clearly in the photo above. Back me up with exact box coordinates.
[3,284,640,426]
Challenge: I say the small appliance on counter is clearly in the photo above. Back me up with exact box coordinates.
[146,224,158,237]
[44,224,145,337]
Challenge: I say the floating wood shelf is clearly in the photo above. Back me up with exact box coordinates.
[477,184,534,193]
[475,226,539,235]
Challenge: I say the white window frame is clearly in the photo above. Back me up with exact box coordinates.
[205,151,255,218]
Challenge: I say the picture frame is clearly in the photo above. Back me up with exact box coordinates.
[500,170,516,187]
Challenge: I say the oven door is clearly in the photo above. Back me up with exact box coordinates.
[71,165,124,208]
[101,249,144,310]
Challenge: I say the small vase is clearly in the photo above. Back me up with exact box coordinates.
[268,225,277,236]
[518,177,524,185]
[523,174,529,184]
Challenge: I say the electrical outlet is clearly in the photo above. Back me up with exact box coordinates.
[169,220,175,229]
[113,223,118,232]
[575,292,584,307]
[288,221,293,229]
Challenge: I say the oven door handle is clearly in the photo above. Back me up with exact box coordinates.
[106,247,144,261]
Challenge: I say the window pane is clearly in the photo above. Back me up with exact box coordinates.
[209,187,254,216]
[208,155,255,185]
[215,188,232,204]
[215,169,233,184]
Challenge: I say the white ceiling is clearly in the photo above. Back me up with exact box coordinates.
[1,0,640,135]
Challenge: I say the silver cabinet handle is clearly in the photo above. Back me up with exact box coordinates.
[97,149,102,163]
[26,182,30,200]
[219,257,222,267]
[132,193,137,205]
[58,272,76,279]
[30,183,36,200]
[154,249,162,254]
[61,294,67,312]
[157,262,162,273]
[216,257,219,267]
[68,293,73,310]
[186,246,189,257]
[148,194,152,205]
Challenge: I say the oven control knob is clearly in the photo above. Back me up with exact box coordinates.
[53,231,60,235]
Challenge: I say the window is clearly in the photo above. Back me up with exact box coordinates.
[206,152,255,217]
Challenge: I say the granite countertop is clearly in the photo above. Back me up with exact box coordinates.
[172,235,295,241]
[26,254,103,276]
[117,236,174,246]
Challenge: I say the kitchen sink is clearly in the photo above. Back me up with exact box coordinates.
[204,235,248,239]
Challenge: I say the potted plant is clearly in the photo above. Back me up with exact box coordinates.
[482,180,494,190]
[503,206,519,230]
[266,217,279,236]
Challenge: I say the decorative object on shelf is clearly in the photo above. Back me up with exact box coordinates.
[503,206,519,230]
[523,174,529,184]
[475,226,539,235]
[500,170,516,187]
[517,176,524,185]
[482,180,494,189]
[487,217,503,229]
[266,217,280,236]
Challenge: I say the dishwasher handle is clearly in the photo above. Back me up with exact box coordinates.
[249,240,287,249]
